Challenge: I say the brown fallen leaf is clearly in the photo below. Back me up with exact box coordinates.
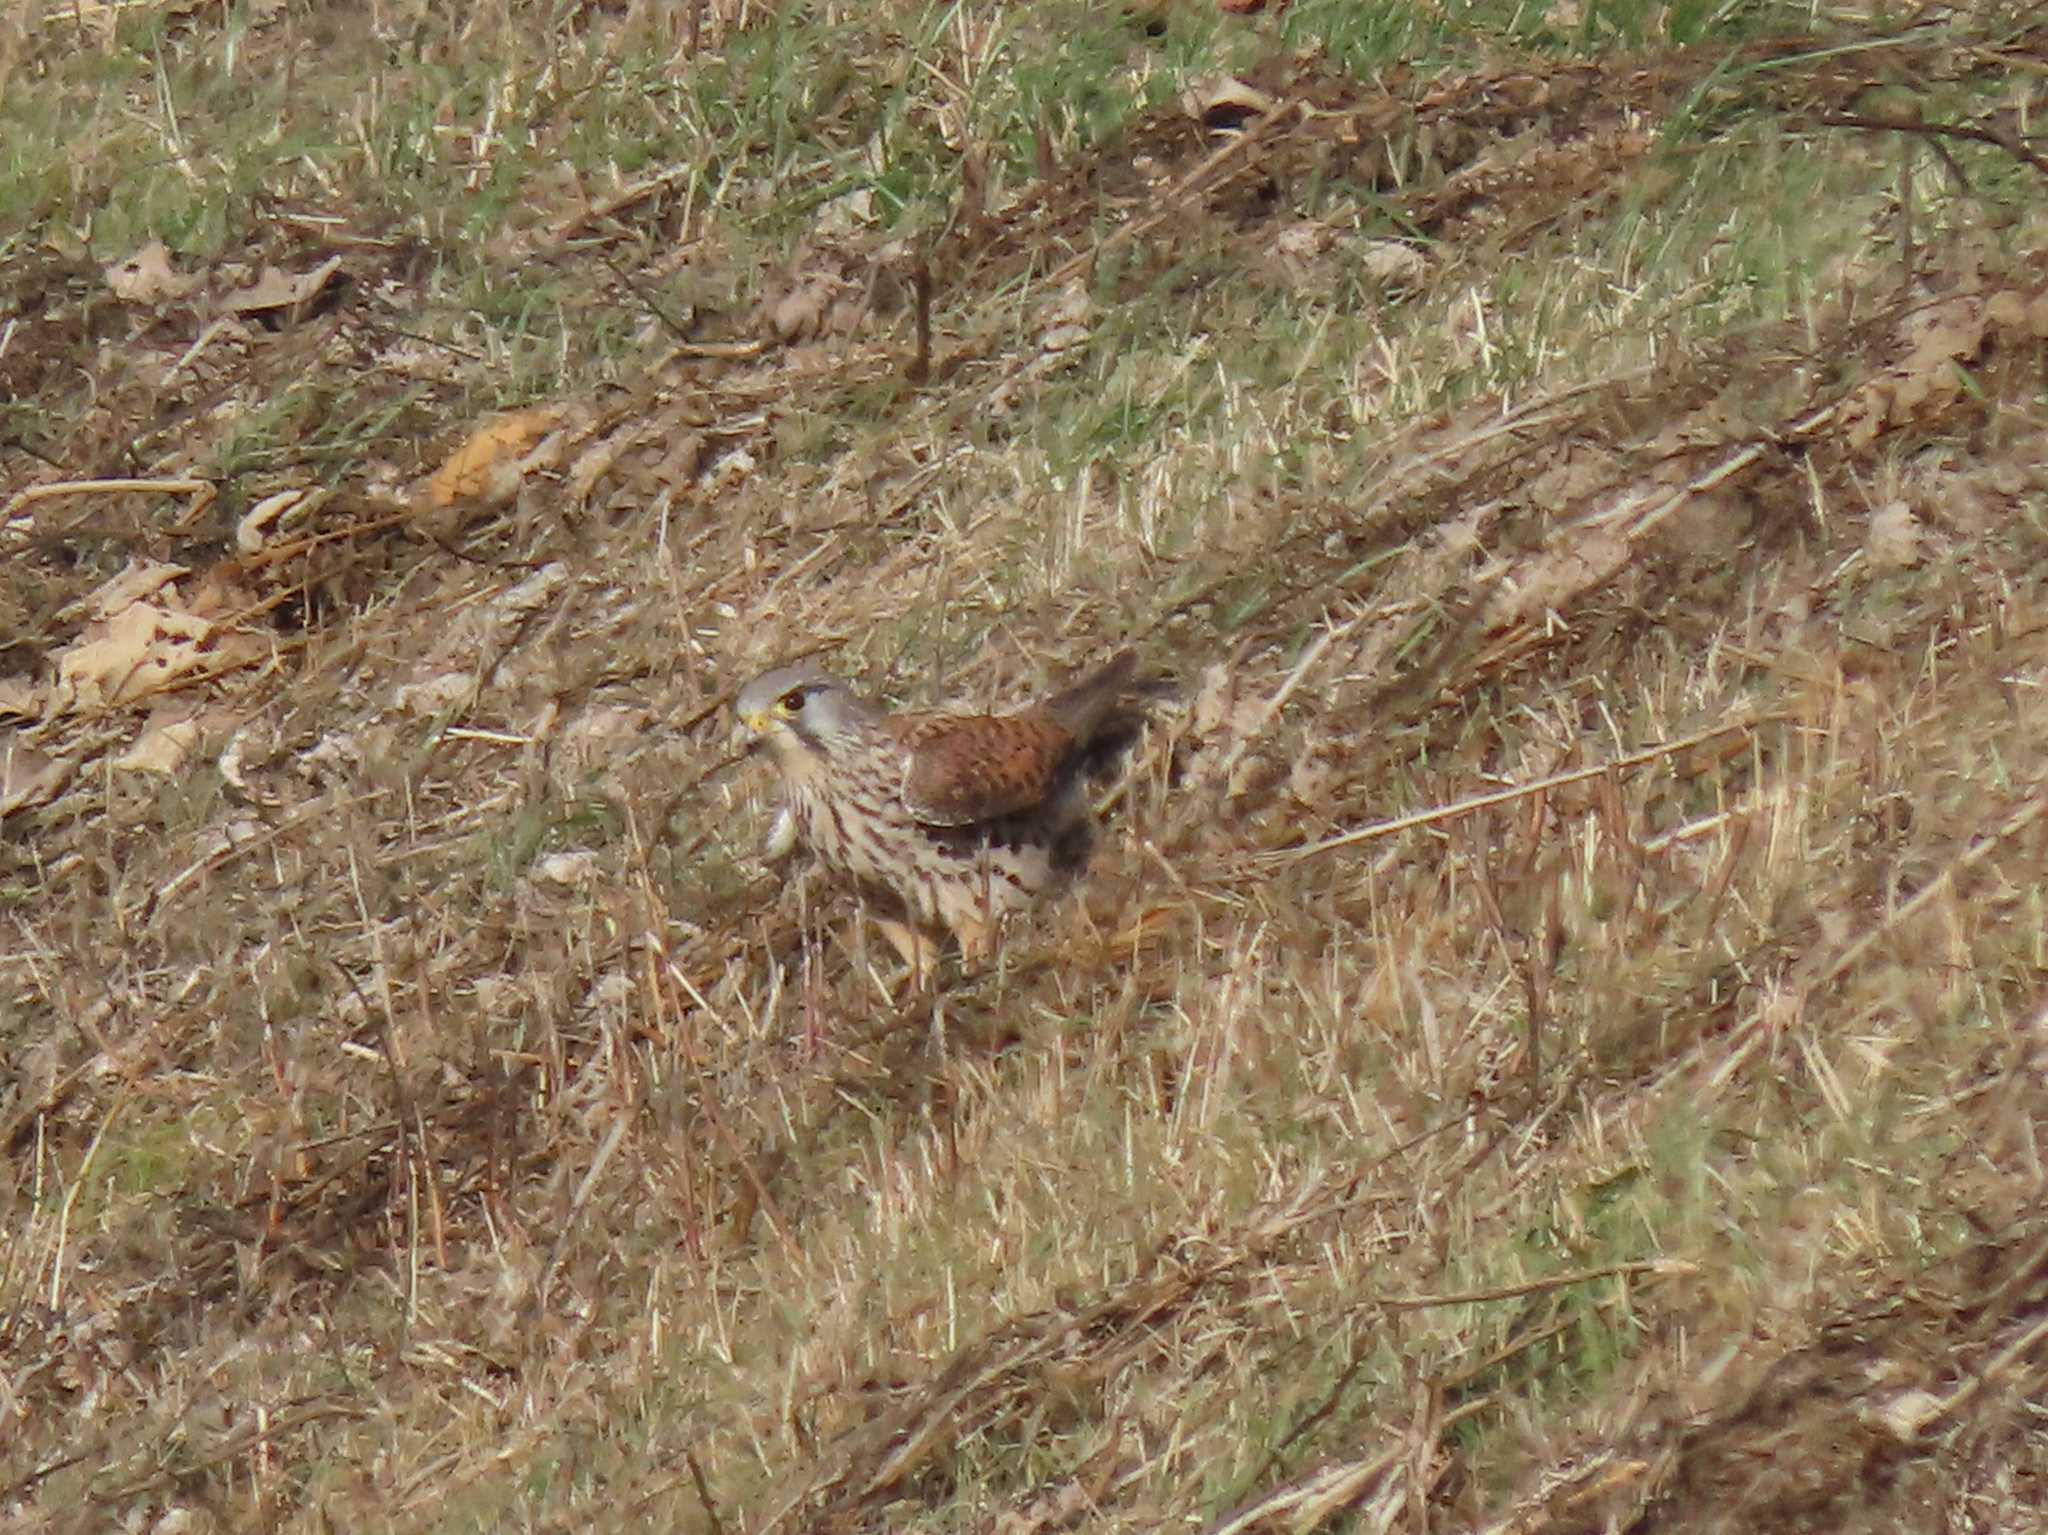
[183,557,267,621]
[1838,292,1997,448]
[0,677,41,718]
[103,240,202,304]
[79,558,190,620]
[50,560,270,712]
[1866,500,1925,569]
[112,699,216,775]
[217,256,344,320]
[761,269,862,342]
[56,601,216,709]
[1183,75,1277,124]
[1355,239,1431,288]
[422,407,571,513]
[0,734,68,816]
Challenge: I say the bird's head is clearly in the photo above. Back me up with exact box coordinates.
[734,663,878,766]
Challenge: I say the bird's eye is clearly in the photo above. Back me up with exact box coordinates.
[777,687,808,714]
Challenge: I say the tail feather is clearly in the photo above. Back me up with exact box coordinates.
[1044,649,1139,742]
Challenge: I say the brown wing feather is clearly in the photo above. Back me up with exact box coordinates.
[1041,649,1137,740]
[886,712,1076,825]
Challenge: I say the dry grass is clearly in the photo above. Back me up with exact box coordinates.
[5,1,2048,1531]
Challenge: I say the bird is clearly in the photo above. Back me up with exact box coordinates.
[735,649,1140,974]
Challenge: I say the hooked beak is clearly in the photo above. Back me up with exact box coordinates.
[732,709,770,755]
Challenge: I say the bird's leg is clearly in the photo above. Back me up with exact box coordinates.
[873,917,938,988]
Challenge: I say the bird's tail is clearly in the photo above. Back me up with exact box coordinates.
[1044,649,1139,743]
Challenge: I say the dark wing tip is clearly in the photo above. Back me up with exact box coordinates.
[1043,648,1141,740]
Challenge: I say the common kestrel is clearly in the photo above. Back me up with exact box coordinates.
[736,650,1140,972]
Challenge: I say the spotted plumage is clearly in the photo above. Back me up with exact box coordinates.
[735,650,1139,971]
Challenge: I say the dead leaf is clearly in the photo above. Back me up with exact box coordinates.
[492,562,569,622]
[711,446,758,488]
[1837,290,2003,448]
[534,851,600,886]
[1865,1387,1944,1442]
[1040,321,1091,355]
[113,700,211,775]
[50,564,268,712]
[762,270,860,342]
[813,187,876,241]
[1038,282,1095,355]
[80,559,190,621]
[392,673,474,716]
[1354,239,1430,288]
[1183,76,1277,124]
[0,734,68,816]
[104,240,202,304]
[1867,500,1924,568]
[217,256,343,319]
[0,676,44,717]
[301,728,368,780]
[423,407,571,512]
[56,601,214,709]
[1904,304,1982,367]
[1274,222,1335,261]
[184,559,266,621]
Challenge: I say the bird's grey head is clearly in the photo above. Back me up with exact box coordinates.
[735,663,879,759]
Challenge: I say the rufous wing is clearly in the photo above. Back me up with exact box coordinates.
[887,711,1076,825]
